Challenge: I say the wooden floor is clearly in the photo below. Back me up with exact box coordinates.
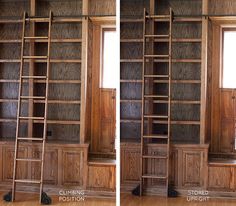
[0,192,115,206]
[121,194,236,206]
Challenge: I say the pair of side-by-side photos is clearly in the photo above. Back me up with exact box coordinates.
[1,0,236,206]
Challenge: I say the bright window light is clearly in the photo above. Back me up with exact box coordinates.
[101,29,118,89]
[223,31,236,88]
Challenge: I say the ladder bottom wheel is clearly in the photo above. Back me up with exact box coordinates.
[132,184,140,196]
[3,191,12,202]
[41,192,52,205]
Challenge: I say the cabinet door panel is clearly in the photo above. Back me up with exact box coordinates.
[87,165,115,191]
[121,146,140,184]
[2,146,28,181]
[220,119,234,152]
[208,166,232,190]
[220,89,235,153]
[99,88,116,153]
[182,151,203,187]
[62,149,83,186]
[31,147,58,185]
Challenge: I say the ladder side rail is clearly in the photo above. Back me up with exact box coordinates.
[12,12,26,202]
[140,8,146,196]
[166,8,173,194]
[39,10,52,203]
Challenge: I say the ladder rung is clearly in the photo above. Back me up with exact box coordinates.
[23,56,48,59]
[16,158,41,162]
[143,135,168,139]
[21,96,46,99]
[22,76,47,79]
[18,137,44,141]
[144,115,169,119]
[146,15,170,19]
[142,174,167,179]
[15,179,41,184]
[144,55,169,58]
[145,34,169,38]
[144,95,169,98]
[24,36,48,39]
[26,18,50,22]
[144,75,169,78]
[19,116,45,120]
[142,155,168,159]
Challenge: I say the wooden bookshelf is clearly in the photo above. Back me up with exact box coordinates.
[0,0,82,143]
[120,0,203,144]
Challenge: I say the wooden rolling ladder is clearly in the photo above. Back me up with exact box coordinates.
[10,11,52,204]
[140,8,173,196]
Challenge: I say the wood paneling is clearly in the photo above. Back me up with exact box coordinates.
[208,166,234,191]
[87,164,115,191]
[0,141,88,188]
[121,143,140,186]
[99,89,116,153]
[219,90,235,152]
[182,151,202,187]
[62,149,83,186]
[2,146,28,181]
[209,0,236,15]
[30,147,58,185]
[210,23,221,152]
[88,0,116,15]
[91,24,101,152]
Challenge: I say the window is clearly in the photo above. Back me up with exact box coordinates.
[100,28,118,88]
[222,29,236,88]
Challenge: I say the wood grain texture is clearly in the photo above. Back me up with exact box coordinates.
[121,0,149,16]
[90,24,101,152]
[208,166,233,191]
[62,149,83,185]
[36,0,82,16]
[87,164,116,191]
[121,143,208,193]
[88,0,116,15]
[121,193,236,206]
[121,143,140,186]
[0,1,29,17]
[209,0,236,15]
[0,141,88,188]
[155,0,202,15]
[99,89,116,153]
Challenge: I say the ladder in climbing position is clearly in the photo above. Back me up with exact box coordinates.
[11,11,52,204]
[140,8,173,196]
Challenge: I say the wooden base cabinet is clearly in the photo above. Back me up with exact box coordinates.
[0,141,89,189]
[120,142,209,194]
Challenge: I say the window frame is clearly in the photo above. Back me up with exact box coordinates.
[100,26,116,89]
[221,27,236,89]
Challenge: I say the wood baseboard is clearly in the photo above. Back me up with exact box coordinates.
[0,183,115,199]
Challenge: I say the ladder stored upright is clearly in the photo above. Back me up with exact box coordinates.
[10,11,52,204]
[140,8,173,196]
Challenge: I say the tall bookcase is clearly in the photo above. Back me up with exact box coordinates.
[0,0,83,143]
[120,0,205,144]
